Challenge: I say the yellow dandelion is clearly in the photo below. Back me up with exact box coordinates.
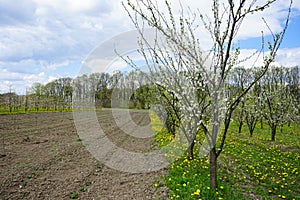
[193,189,200,195]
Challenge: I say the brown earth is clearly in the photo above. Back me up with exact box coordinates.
[0,109,169,199]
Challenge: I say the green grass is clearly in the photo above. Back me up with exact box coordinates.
[0,106,73,115]
[70,191,79,199]
[154,122,300,200]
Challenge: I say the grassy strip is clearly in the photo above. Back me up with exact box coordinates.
[0,107,110,115]
[0,107,73,115]
[153,121,300,200]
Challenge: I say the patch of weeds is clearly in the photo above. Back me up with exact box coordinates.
[27,175,32,179]
[155,128,174,148]
[59,157,66,161]
[32,171,39,176]
[80,187,87,192]
[21,180,27,187]
[51,144,58,152]
[153,177,165,189]
[67,148,78,155]
[160,122,300,200]
[85,181,92,186]
[76,138,83,142]
[70,191,78,199]
[153,182,164,190]
[97,163,104,170]
[20,163,26,169]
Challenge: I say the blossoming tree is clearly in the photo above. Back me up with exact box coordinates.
[123,0,292,189]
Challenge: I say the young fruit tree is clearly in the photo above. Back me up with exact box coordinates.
[244,77,262,137]
[261,66,298,141]
[123,0,292,189]
[230,67,250,134]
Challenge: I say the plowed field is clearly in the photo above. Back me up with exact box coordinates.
[0,109,168,199]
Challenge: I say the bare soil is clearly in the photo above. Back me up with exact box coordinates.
[0,109,169,199]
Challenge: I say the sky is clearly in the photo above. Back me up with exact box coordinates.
[0,0,299,94]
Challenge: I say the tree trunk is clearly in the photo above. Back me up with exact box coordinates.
[188,139,195,160]
[271,126,276,141]
[209,147,217,189]
[238,121,243,133]
[249,127,254,137]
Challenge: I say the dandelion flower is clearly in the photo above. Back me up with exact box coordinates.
[193,189,200,195]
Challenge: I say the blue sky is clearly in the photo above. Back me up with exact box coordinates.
[0,0,299,94]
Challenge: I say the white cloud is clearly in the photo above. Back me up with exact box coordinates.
[33,0,112,15]
[276,47,300,67]
[237,47,300,69]
[0,0,135,62]
[0,69,48,94]
[0,0,299,94]
[0,59,78,94]
[0,0,37,25]
[42,60,70,70]
[236,0,299,40]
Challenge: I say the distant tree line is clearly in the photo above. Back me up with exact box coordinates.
[1,66,299,141]
[0,70,154,112]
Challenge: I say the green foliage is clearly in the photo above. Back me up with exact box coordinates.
[155,128,173,148]
[20,163,27,169]
[156,122,300,199]
[165,157,244,200]
[0,106,72,115]
[133,84,154,109]
[153,85,180,136]
[70,191,78,199]
[97,163,104,170]
[85,181,92,186]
